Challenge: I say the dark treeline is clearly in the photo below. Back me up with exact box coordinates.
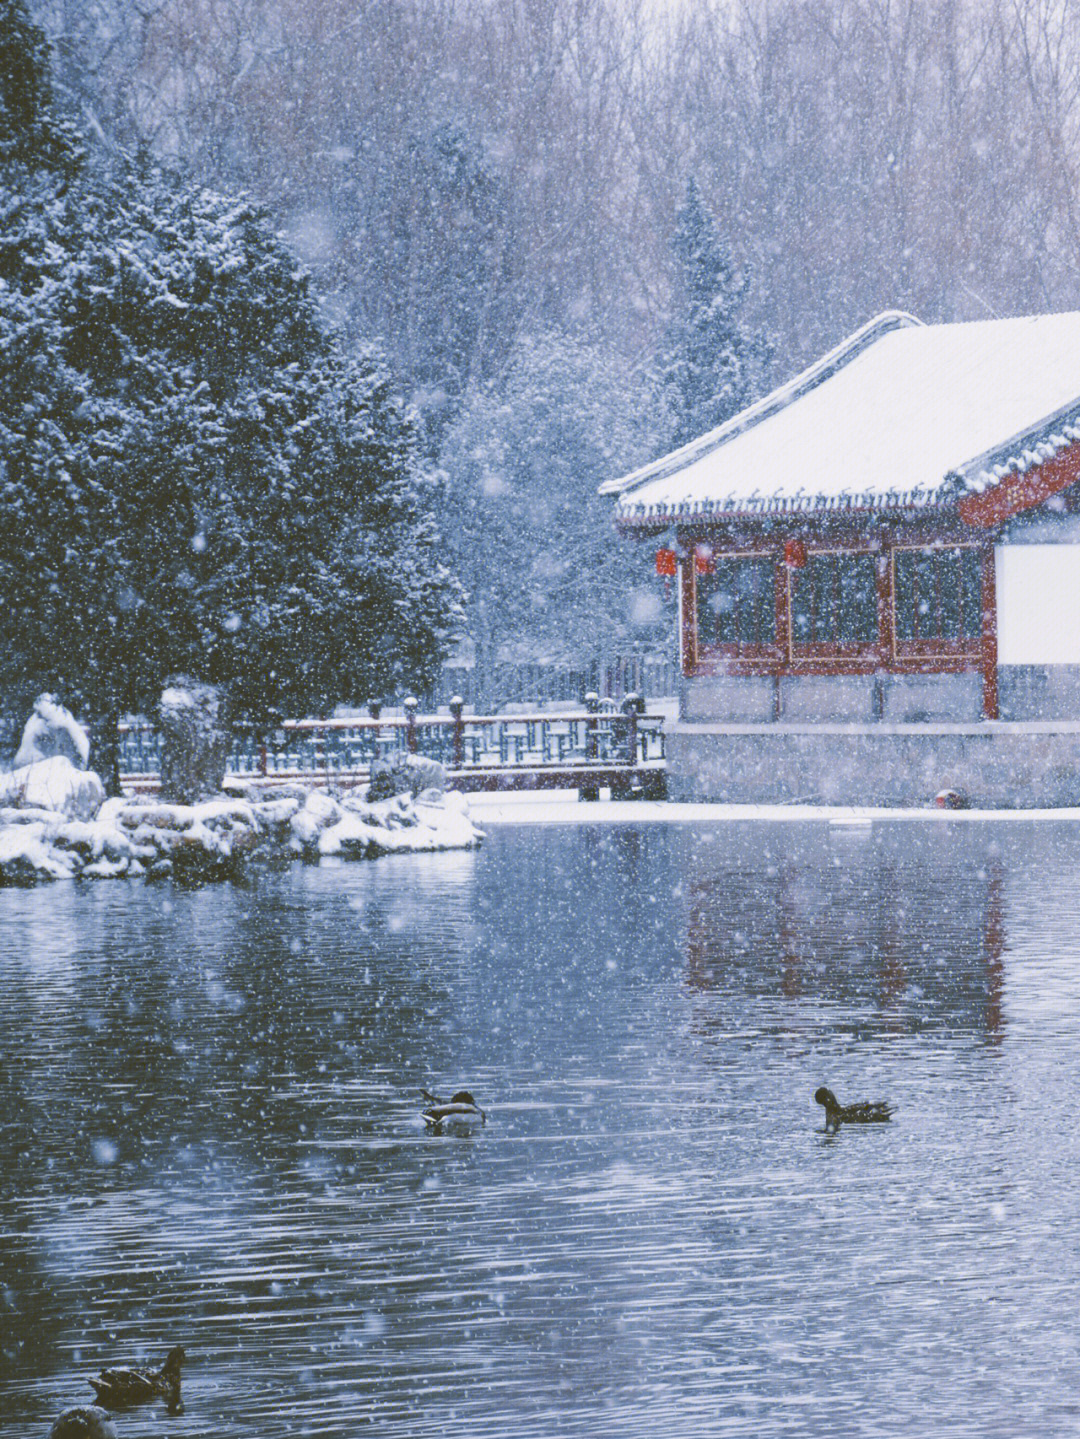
[28,0,1080,695]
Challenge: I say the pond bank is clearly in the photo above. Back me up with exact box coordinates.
[0,757,482,884]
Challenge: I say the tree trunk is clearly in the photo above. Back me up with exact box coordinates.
[89,707,122,797]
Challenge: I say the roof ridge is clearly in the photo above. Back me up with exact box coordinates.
[598,309,923,498]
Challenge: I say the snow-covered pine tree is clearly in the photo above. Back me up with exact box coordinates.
[194,345,462,725]
[354,120,506,453]
[0,7,462,788]
[657,177,770,450]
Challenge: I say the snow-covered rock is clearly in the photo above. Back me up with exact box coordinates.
[12,694,91,770]
[0,767,482,886]
[0,823,79,883]
[159,680,232,803]
[0,756,106,820]
[367,753,447,800]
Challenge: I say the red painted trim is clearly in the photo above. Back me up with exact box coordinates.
[688,654,983,678]
[958,440,1080,527]
[981,545,999,719]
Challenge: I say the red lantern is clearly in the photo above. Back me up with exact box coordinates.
[694,547,715,574]
[655,548,678,577]
[784,538,807,569]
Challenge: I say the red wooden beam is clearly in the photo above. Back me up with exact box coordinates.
[959,441,1080,527]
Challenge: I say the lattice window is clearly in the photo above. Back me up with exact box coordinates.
[790,552,878,648]
[696,556,777,650]
[894,546,982,644]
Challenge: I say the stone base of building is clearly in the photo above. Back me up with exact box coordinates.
[681,666,1080,726]
[667,720,1080,807]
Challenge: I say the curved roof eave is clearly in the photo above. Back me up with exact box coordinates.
[598,310,923,499]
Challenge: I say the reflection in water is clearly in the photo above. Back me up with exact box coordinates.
[685,824,1008,1042]
[3,823,1080,1437]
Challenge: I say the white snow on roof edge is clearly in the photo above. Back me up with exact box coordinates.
[598,310,923,498]
[605,308,1080,523]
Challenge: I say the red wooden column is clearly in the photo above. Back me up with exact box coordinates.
[980,545,999,720]
[775,546,794,721]
[874,540,894,719]
[680,553,696,675]
[875,542,894,659]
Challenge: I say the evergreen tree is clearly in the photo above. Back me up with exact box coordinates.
[658,178,770,449]
[348,120,507,452]
[0,21,461,787]
[0,0,80,172]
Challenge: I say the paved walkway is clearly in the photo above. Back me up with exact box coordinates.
[466,791,1080,824]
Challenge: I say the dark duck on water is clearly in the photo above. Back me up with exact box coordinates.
[49,1408,117,1439]
[421,1088,486,1130]
[88,1344,184,1412]
[815,1087,893,1133]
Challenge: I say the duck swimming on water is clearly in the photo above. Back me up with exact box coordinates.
[815,1087,892,1133]
[88,1345,184,1412]
[421,1088,486,1130]
[49,1408,117,1439]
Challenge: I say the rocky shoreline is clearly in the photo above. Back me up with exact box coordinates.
[0,757,483,885]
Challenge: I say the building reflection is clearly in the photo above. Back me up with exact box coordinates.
[683,824,1008,1041]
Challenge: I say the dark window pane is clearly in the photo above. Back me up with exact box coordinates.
[914,553,936,639]
[960,548,982,638]
[894,547,982,642]
[895,550,916,640]
[838,554,878,642]
[790,552,877,646]
[697,557,776,647]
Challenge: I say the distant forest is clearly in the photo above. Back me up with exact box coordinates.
[29,0,1080,685]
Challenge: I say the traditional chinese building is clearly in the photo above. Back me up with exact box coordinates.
[601,310,1080,805]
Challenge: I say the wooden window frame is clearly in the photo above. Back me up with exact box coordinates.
[682,534,997,715]
[686,548,785,670]
[890,542,983,662]
[786,546,880,664]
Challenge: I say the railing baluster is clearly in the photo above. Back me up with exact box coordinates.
[116,698,664,796]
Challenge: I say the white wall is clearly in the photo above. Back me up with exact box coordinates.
[996,543,1080,664]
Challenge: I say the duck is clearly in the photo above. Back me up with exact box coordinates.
[49,1407,117,1439]
[88,1345,184,1412]
[815,1086,892,1133]
[421,1088,486,1130]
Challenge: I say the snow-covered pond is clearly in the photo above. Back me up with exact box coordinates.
[4,819,1080,1437]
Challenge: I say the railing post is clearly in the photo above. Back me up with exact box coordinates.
[449,694,465,768]
[258,740,268,777]
[621,691,641,764]
[584,690,599,761]
[367,698,382,766]
[404,695,418,754]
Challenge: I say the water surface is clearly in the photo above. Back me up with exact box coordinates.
[3,820,1080,1437]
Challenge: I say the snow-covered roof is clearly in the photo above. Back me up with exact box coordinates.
[602,310,1080,523]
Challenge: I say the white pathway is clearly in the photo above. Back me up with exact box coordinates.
[466,790,1080,824]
